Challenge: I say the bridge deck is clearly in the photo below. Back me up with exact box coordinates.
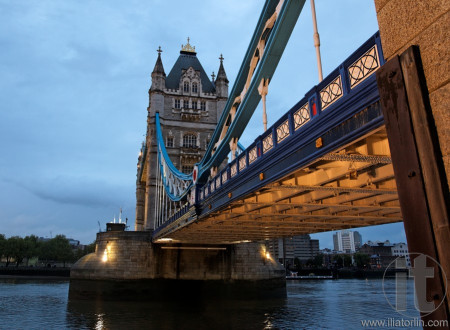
[157,122,400,244]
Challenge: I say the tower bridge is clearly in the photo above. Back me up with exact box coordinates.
[71,0,449,321]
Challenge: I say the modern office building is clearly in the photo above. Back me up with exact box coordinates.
[333,230,362,253]
[266,235,319,267]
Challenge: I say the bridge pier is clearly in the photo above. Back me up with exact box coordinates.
[69,231,286,300]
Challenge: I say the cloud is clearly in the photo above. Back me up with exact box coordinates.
[3,175,131,209]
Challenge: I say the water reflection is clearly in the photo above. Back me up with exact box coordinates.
[66,296,288,329]
[66,280,420,329]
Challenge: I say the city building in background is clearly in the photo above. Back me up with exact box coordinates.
[266,235,319,267]
[333,230,362,253]
[358,240,395,269]
[391,242,411,268]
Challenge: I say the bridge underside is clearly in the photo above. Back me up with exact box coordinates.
[162,126,402,244]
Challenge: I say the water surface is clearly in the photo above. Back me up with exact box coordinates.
[0,278,420,329]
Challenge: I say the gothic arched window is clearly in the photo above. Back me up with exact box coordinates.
[183,81,189,93]
[183,134,197,148]
[192,82,198,93]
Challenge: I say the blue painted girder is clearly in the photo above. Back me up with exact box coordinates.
[197,0,307,180]
[154,0,307,200]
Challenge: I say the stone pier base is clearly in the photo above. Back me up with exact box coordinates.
[69,231,286,300]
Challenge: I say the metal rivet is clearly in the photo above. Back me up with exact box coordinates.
[407,170,416,178]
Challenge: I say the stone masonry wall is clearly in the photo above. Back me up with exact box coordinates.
[374,0,450,185]
[71,231,155,280]
[71,232,285,282]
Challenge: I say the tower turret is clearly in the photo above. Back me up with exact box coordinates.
[215,54,229,98]
[151,46,166,91]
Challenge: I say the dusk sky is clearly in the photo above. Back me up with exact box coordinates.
[0,0,407,247]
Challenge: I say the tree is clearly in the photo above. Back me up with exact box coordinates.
[85,241,96,254]
[343,254,352,268]
[354,253,370,269]
[38,239,53,263]
[314,254,324,268]
[23,235,40,266]
[50,235,74,267]
[305,258,315,268]
[5,236,26,267]
[0,234,5,262]
[333,255,343,268]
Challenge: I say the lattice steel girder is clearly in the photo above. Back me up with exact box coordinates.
[318,153,391,164]
[265,184,397,195]
[205,218,398,228]
[206,211,402,222]
[232,185,399,217]
[280,160,378,187]
[269,164,396,201]
[257,162,396,201]
[228,200,400,214]
[167,219,401,241]
[207,191,400,224]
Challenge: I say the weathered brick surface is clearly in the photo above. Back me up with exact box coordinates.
[374,0,390,13]
[376,0,449,60]
[386,12,450,94]
[429,83,450,181]
[375,1,450,187]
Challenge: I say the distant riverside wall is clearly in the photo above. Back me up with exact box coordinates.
[0,267,70,277]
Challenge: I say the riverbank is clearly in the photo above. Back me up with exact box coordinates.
[0,267,70,278]
[286,268,408,279]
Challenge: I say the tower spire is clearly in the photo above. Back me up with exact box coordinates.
[216,54,228,84]
[151,46,166,91]
[215,54,228,98]
[153,46,165,75]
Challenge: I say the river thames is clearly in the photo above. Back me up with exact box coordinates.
[0,278,420,329]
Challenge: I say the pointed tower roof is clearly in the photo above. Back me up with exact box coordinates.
[165,38,215,93]
[216,54,228,83]
[152,46,166,76]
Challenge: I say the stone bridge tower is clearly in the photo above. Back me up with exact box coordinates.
[135,40,229,231]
